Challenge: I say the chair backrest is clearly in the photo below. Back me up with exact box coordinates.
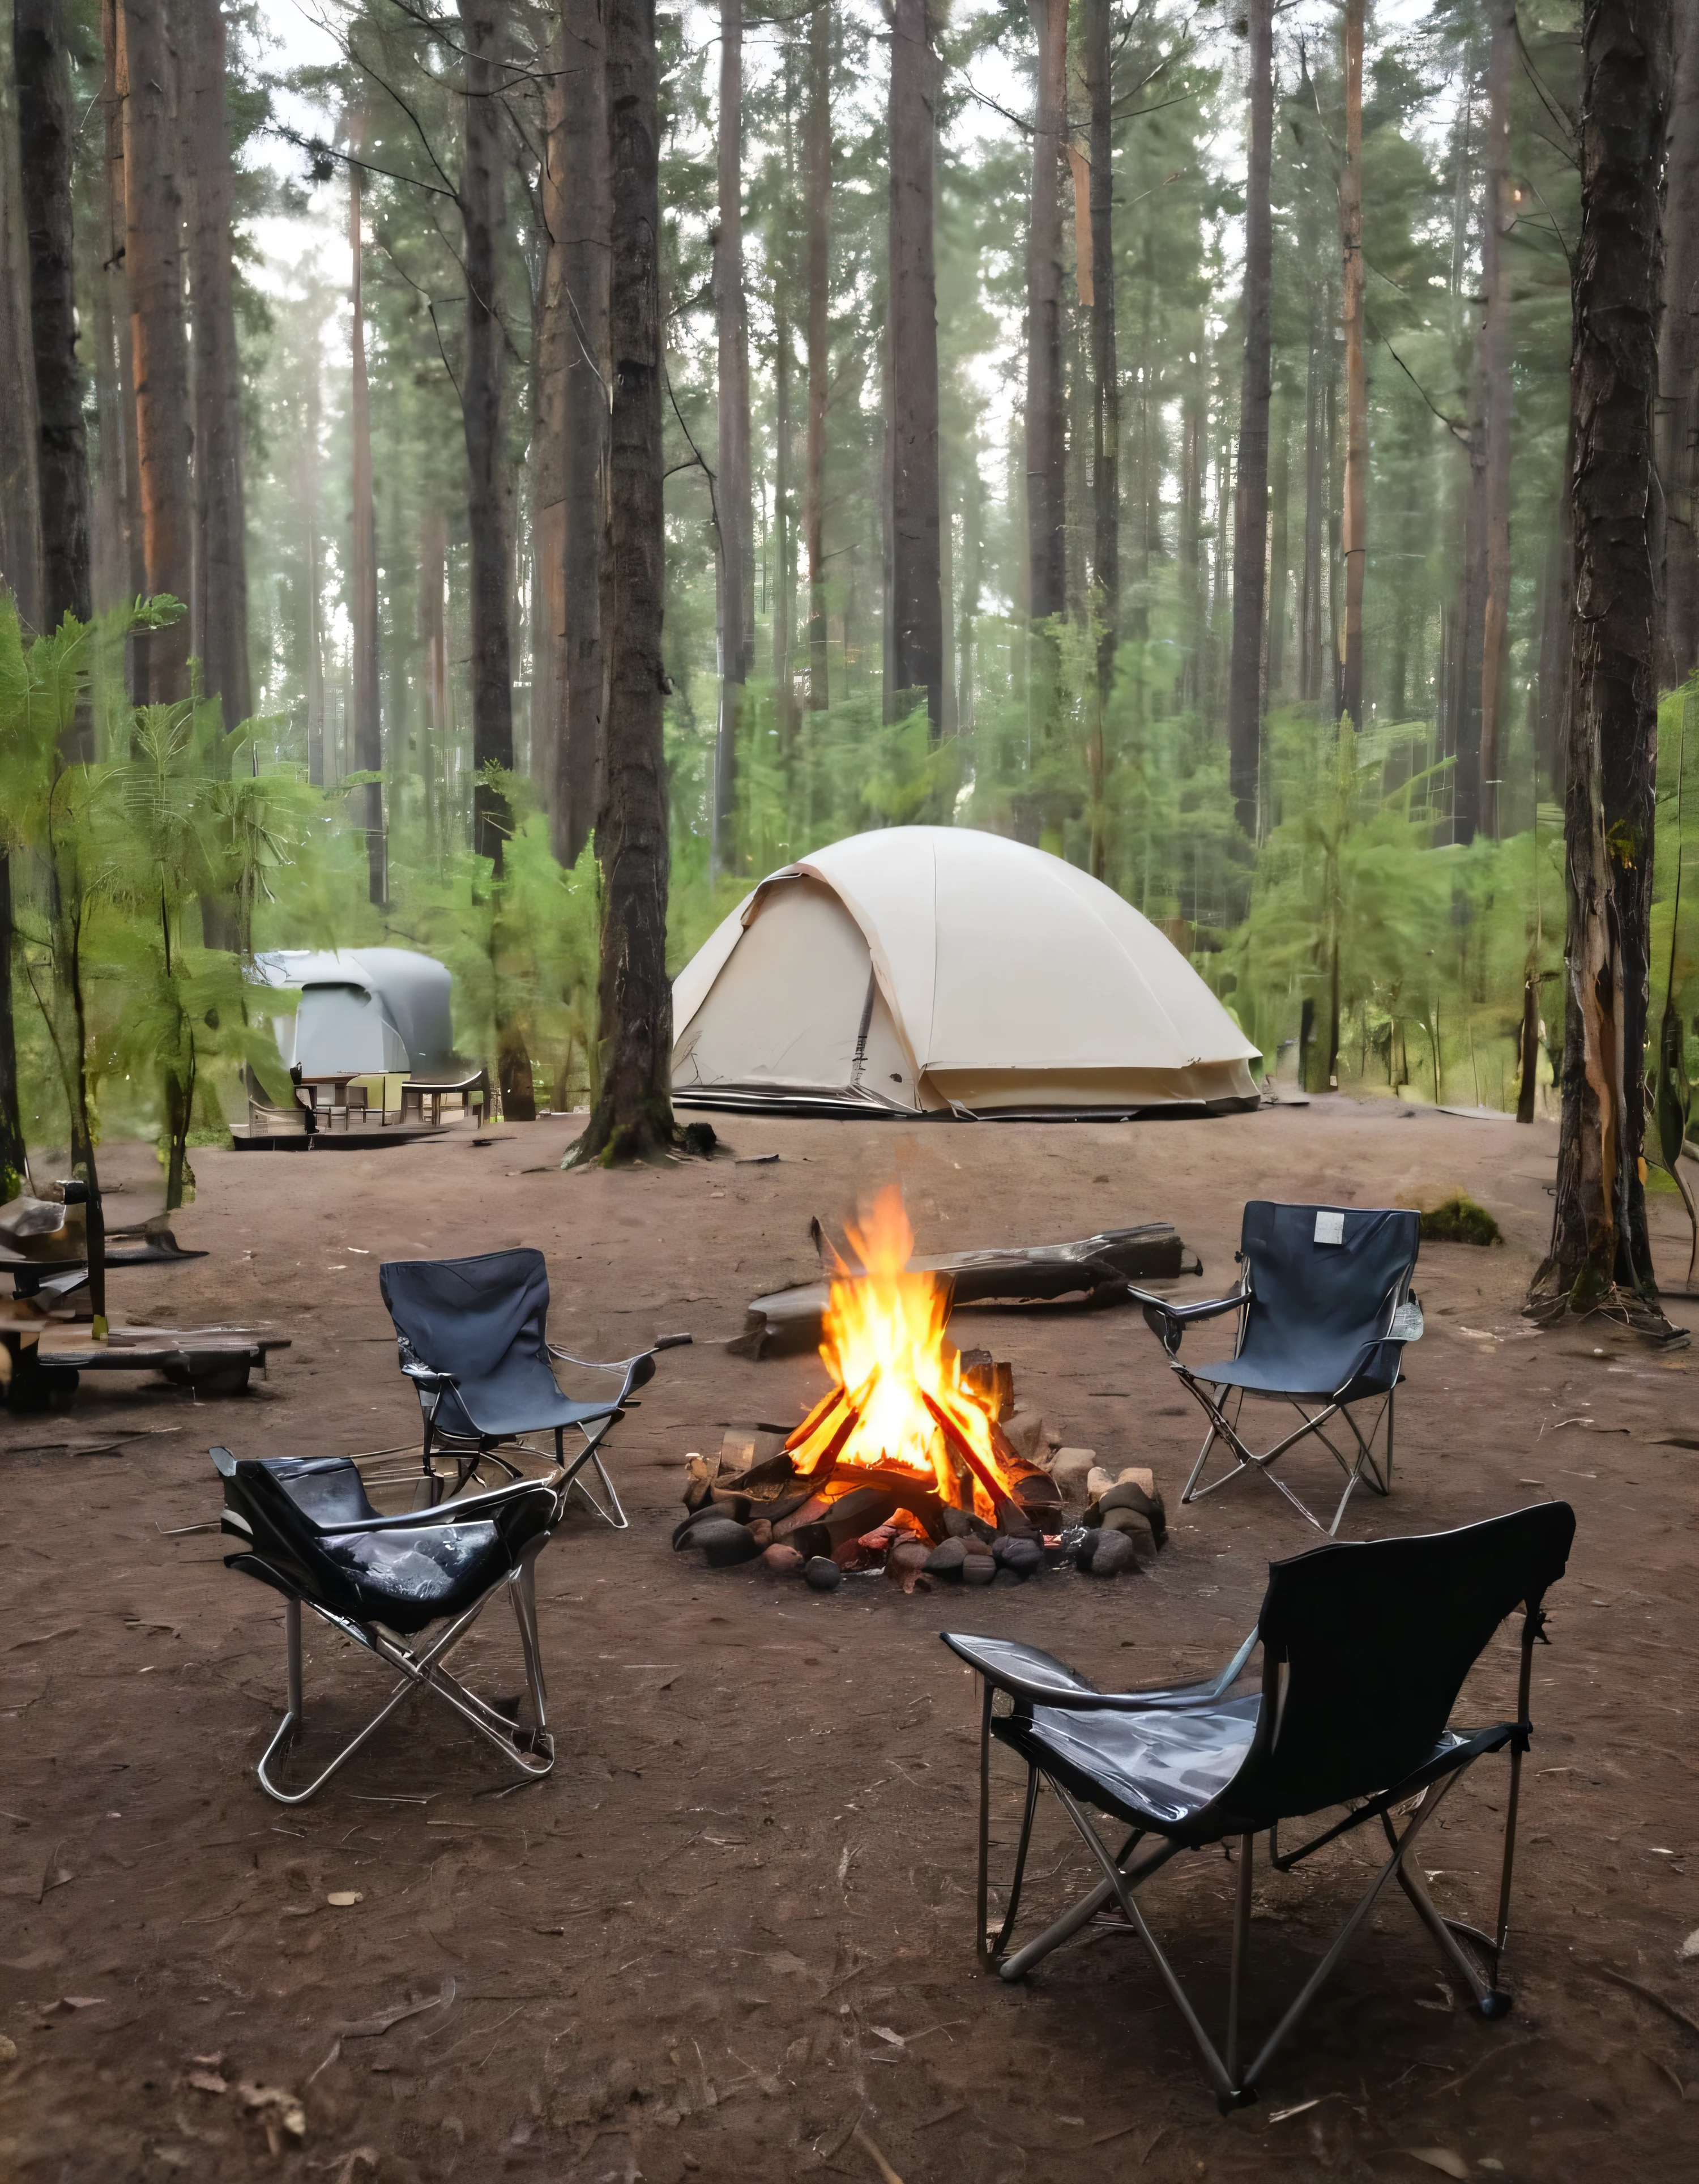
[379,1248,554,1391]
[1227,1503,1576,1825]
[1236,1201,1420,1392]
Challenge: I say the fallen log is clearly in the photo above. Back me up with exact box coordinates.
[728,1220,1201,1358]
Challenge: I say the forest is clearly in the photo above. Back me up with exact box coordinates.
[0,0,1696,1299]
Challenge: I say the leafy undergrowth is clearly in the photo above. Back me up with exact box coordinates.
[1419,1190,1503,1245]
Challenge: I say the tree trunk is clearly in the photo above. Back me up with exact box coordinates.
[184,0,248,747]
[458,0,532,1120]
[539,0,608,869]
[100,0,146,688]
[419,505,447,864]
[711,0,753,872]
[1084,0,1117,794]
[572,0,673,1164]
[1477,0,1516,839]
[774,292,795,745]
[0,6,42,630]
[1025,0,1068,735]
[1658,0,1699,684]
[1532,0,1674,1330]
[1178,356,1203,709]
[1227,0,1274,833]
[1267,383,1290,697]
[347,136,384,903]
[886,0,942,732]
[1299,307,1324,703]
[1338,0,1367,731]
[803,0,831,713]
[121,0,193,701]
[1534,424,1575,798]
[14,0,91,637]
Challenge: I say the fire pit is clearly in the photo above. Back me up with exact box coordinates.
[673,1187,1167,1593]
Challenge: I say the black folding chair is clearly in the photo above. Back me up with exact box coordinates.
[1132,1201,1423,1534]
[379,1248,681,1529]
[211,1444,591,1802]
[942,1502,1574,2109]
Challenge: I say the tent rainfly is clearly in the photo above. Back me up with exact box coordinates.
[251,948,454,1078]
[671,826,1261,1118]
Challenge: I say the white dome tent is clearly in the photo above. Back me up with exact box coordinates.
[671,826,1260,1118]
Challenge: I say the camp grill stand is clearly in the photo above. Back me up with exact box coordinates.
[945,1503,1574,2111]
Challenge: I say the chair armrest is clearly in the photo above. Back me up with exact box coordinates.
[402,1360,459,1394]
[1128,1283,1247,1354]
[941,1627,1261,1714]
[547,1332,691,1402]
[313,1476,561,1536]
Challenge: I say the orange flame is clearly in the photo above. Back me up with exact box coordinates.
[784,1185,1014,1520]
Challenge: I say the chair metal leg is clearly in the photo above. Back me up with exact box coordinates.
[1226,1832,1254,2085]
[562,1439,628,1530]
[975,1683,1042,1970]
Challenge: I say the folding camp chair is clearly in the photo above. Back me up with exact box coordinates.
[212,1444,573,1802]
[379,1248,678,1529]
[942,1500,1575,2109]
[1132,1201,1423,1534]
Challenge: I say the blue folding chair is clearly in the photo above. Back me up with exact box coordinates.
[1133,1201,1423,1534]
[380,1248,686,1529]
[942,1502,1575,2108]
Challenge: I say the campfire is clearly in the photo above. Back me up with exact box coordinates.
[675,1187,1168,1592]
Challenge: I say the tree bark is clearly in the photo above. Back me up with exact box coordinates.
[803,0,831,713]
[457,1,514,861]
[99,0,146,686]
[184,0,249,749]
[537,0,608,869]
[1533,0,1674,1329]
[711,0,753,872]
[347,134,383,903]
[1084,0,1117,824]
[458,0,532,1120]
[1338,0,1367,731]
[886,0,942,732]
[573,0,673,1164]
[0,7,42,631]
[1299,304,1324,703]
[1657,0,1699,683]
[1227,0,1274,833]
[1267,383,1290,697]
[121,0,193,701]
[14,0,91,636]
[1025,0,1068,735]
[1534,424,1575,797]
[1477,0,1516,839]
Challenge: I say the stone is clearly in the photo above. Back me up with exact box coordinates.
[1102,1508,1158,1560]
[962,1532,994,1558]
[1085,1528,1137,1577]
[992,1535,1043,1576]
[760,1543,804,1577]
[1048,1448,1098,1499]
[802,1556,842,1592]
[686,1520,764,1568]
[961,1553,996,1586]
[746,1519,774,1549]
[1085,1465,1119,1503]
[991,1567,1024,1587]
[940,1505,974,1539]
[924,1538,968,1577]
[1001,1407,1048,1465]
[1094,1479,1166,1546]
[1115,1466,1156,1497]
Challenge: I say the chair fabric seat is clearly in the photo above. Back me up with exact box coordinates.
[1189,1342,1399,1402]
[321,1520,506,1622]
[998,1697,1262,1831]
[443,1370,616,1441]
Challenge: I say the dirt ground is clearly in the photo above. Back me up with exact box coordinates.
[2,1100,1697,2184]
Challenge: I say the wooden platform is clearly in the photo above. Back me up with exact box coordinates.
[3,1323,291,1404]
[230,1122,445,1151]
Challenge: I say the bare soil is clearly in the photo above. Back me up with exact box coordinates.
[2,1102,1697,2184]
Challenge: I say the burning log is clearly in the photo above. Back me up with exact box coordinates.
[729,1221,1202,1359]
